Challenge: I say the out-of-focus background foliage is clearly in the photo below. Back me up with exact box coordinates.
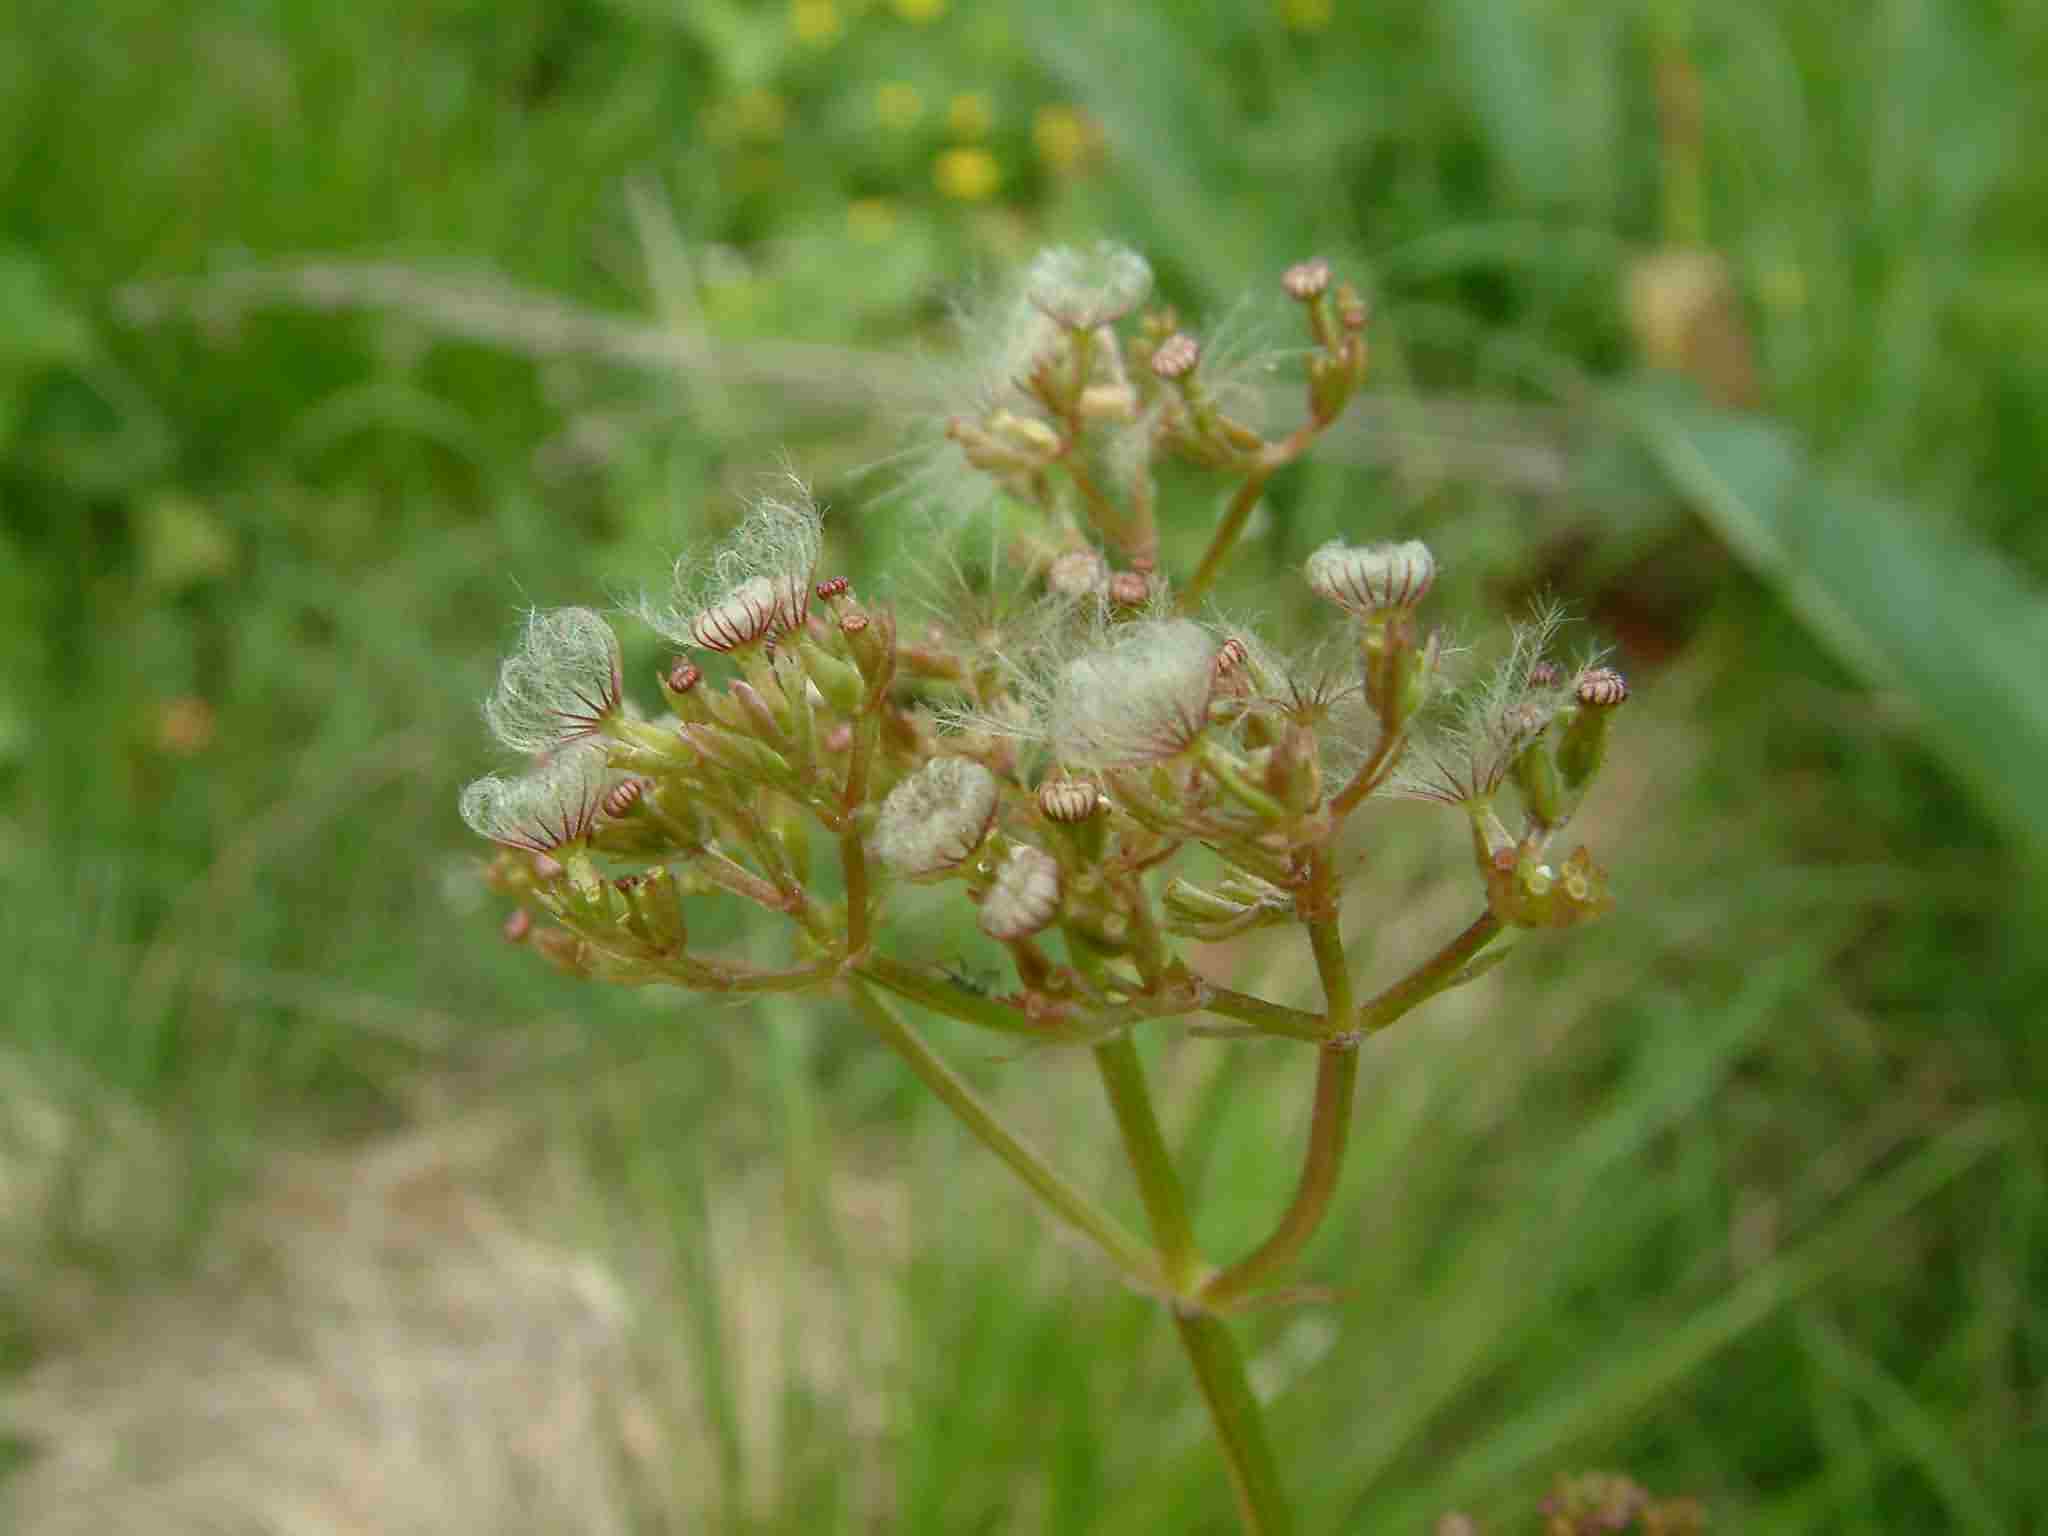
[3,1,2044,1530]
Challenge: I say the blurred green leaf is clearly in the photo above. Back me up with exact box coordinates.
[0,245,90,371]
[0,243,92,450]
[1612,379,2048,870]
[137,491,239,594]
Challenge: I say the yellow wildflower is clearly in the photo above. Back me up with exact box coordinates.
[934,147,1001,202]
[791,0,841,45]
[1032,103,1100,173]
[946,91,993,141]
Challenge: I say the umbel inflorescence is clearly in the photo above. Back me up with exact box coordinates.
[460,246,1628,1534]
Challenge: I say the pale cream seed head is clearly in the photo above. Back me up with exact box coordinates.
[643,484,823,652]
[687,574,786,652]
[978,845,1062,941]
[875,757,1000,877]
[1282,259,1331,300]
[1024,242,1153,331]
[1304,538,1437,615]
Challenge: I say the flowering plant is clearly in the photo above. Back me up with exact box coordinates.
[461,246,1628,1533]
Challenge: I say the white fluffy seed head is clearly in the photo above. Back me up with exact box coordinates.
[1024,242,1153,331]
[875,757,999,878]
[1044,547,1109,601]
[458,740,613,853]
[642,483,822,652]
[483,607,623,754]
[1048,618,1218,768]
[979,845,1062,940]
[1305,539,1438,615]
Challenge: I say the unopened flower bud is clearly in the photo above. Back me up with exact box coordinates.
[617,864,687,953]
[1557,667,1626,792]
[876,756,999,877]
[992,409,1063,459]
[502,908,533,943]
[1575,666,1629,708]
[1528,660,1561,688]
[1150,332,1200,380]
[979,845,1062,940]
[1282,259,1330,301]
[660,660,714,726]
[1511,730,1566,829]
[1305,538,1437,615]
[601,778,647,819]
[1107,570,1152,609]
[816,575,850,601]
[1037,778,1100,823]
[796,633,865,714]
[1266,722,1322,816]
[677,722,792,787]
[1078,383,1137,420]
[1161,873,1292,939]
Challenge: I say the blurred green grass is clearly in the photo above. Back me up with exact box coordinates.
[3,0,2045,1530]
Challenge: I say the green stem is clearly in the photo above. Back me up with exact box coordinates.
[1065,451,1141,561]
[1355,911,1503,1033]
[1180,460,1275,611]
[1172,1309,1295,1536]
[1091,1033,1202,1290]
[1327,723,1407,821]
[1117,867,1173,989]
[1199,1040,1358,1309]
[839,713,878,955]
[853,952,1054,1040]
[1196,984,1328,1042]
[845,981,1162,1291]
[1305,918,1353,1024]
[1179,420,1322,611]
[695,847,796,914]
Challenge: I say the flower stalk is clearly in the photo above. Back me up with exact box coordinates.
[459,250,1629,1536]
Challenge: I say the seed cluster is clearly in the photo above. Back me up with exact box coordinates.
[460,247,1626,1044]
